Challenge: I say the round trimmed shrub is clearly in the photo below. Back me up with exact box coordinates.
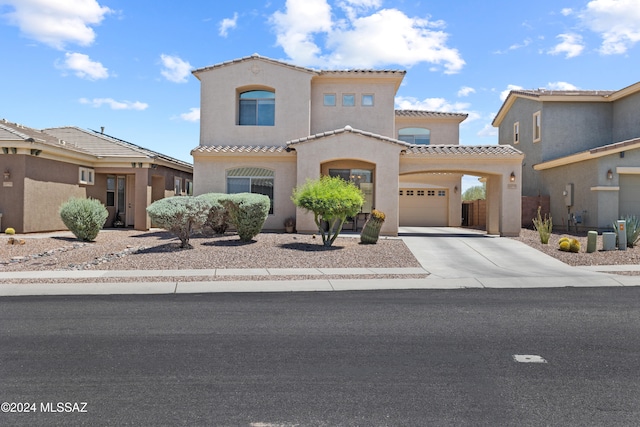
[196,193,230,234]
[146,196,209,248]
[219,193,270,242]
[59,197,108,241]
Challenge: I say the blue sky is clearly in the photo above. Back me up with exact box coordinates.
[1,0,639,190]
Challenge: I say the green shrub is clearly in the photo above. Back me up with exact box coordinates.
[197,193,231,234]
[146,196,209,248]
[219,193,270,242]
[59,197,108,242]
[613,215,640,248]
[291,176,364,247]
[5,227,15,235]
[532,206,552,244]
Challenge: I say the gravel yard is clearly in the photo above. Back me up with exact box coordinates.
[1,227,638,281]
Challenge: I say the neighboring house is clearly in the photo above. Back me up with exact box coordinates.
[191,54,523,236]
[0,120,193,233]
[493,82,640,230]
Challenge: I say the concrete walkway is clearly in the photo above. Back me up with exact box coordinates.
[1,227,639,296]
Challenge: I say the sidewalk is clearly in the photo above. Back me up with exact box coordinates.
[1,227,639,296]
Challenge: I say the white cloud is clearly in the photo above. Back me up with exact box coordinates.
[79,98,148,110]
[579,0,640,54]
[457,86,476,97]
[58,52,108,80]
[270,0,464,73]
[494,38,532,54]
[1,0,111,49]
[548,33,585,58]
[545,81,579,90]
[160,54,192,83]
[500,84,524,102]
[561,8,573,16]
[395,95,479,124]
[477,123,498,138]
[179,108,200,122]
[219,12,238,37]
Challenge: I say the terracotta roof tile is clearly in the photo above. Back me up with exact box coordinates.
[286,125,411,148]
[405,145,523,156]
[395,110,468,119]
[191,145,289,154]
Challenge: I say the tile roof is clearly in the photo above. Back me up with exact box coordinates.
[0,121,91,156]
[191,145,290,154]
[404,144,523,156]
[590,137,640,155]
[43,127,192,168]
[286,125,410,147]
[395,110,468,119]
[509,89,616,98]
[192,53,318,76]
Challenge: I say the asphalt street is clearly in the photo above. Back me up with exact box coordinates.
[1,288,640,426]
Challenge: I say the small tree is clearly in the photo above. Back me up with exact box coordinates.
[59,197,108,242]
[146,196,209,248]
[219,193,270,242]
[462,184,486,201]
[292,176,364,247]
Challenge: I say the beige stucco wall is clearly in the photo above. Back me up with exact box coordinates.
[310,74,398,137]
[197,58,314,146]
[293,132,403,236]
[23,178,86,232]
[193,153,298,230]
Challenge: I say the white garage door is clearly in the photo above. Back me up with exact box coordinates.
[619,174,640,217]
[399,188,448,226]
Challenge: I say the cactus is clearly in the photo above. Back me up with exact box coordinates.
[5,227,15,235]
[360,209,385,244]
[558,236,581,253]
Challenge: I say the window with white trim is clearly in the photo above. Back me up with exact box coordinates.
[513,122,520,144]
[227,167,274,214]
[78,167,94,185]
[533,111,541,143]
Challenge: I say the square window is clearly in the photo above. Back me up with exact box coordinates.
[362,94,374,106]
[342,94,355,107]
[438,190,446,196]
[323,94,336,106]
[406,190,414,196]
[417,190,425,196]
[427,190,435,196]
[78,167,95,185]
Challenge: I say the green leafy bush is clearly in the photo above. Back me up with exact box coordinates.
[146,196,209,248]
[219,193,270,242]
[612,215,640,248]
[59,197,108,242]
[532,206,552,244]
[197,193,230,234]
[292,176,364,247]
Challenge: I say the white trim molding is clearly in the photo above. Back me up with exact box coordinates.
[590,186,620,191]
[616,167,640,175]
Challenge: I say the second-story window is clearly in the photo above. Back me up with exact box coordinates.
[342,94,355,106]
[398,127,431,145]
[362,94,374,106]
[513,122,520,144]
[533,111,541,142]
[239,90,275,126]
[323,94,336,106]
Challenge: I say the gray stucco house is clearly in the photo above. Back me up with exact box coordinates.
[493,81,640,231]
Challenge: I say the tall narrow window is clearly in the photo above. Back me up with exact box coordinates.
[174,177,183,195]
[398,127,431,145]
[513,122,520,144]
[239,90,275,126]
[227,167,275,214]
[533,111,541,143]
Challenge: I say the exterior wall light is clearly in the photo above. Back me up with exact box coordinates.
[607,169,613,180]
[510,172,516,182]
[454,185,458,193]
[3,170,10,180]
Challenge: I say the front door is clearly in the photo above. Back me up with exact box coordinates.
[126,175,135,226]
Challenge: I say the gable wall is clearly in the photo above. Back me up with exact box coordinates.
[198,59,314,146]
[395,116,460,145]
[612,91,640,143]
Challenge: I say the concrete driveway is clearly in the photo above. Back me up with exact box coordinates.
[398,227,611,287]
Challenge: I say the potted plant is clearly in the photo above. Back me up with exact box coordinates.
[284,217,295,233]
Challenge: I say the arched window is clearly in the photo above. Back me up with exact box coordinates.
[398,127,430,145]
[239,90,275,126]
[227,167,275,213]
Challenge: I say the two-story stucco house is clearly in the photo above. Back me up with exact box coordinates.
[493,81,640,231]
[192,54,523,236]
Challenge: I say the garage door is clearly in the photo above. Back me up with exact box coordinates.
[619,174,640,217]
[399,188,448,226]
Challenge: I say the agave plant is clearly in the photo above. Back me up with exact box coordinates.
[613,215,640,248]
